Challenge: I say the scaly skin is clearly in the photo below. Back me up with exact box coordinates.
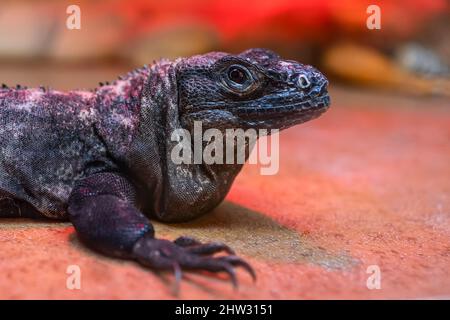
[0,48,330,288]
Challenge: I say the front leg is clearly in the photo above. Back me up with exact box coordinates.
[67,172,255,288]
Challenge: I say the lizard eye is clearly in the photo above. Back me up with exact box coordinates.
[228,66,249,84]
[223,65,255,93]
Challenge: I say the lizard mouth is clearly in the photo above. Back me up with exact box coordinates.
[180,93,330,131]
[235,94,330,115]
[233,93,331,129]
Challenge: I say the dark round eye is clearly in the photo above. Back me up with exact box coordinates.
[227,66,250,84]
[221,64,257,94]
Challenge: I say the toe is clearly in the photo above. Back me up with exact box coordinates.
[218,256,257,281]
[174,236,202,247]
[133,236,256,289]
[187,242,235,255]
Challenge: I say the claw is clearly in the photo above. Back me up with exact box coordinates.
[172,261,182,296]
[133,235,256,292]
[221,263,239,289]
[175,237,235,256]
[219,256,257,282]
[188,242,235,256]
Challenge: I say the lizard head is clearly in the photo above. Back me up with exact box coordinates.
[176,48,330,131]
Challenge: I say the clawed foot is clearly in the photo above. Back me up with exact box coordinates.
[132,235,256,292]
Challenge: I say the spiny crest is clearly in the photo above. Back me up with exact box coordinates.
[0,83,48,92]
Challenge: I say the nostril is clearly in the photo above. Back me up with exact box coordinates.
[297,74,311,89]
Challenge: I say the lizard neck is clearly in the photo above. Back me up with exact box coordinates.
[128,60,245,222]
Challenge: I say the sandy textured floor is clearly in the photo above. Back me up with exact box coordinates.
[0,65,449,299]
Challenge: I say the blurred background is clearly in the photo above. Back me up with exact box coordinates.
[1,0,450,300]
[0,0,449,96]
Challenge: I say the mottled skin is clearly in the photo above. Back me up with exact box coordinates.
[0,49,330,287]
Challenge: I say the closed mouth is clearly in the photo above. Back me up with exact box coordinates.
[234,93,330,118]
[181,93,330,130]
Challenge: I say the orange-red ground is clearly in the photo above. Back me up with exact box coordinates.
[0,85,449,299]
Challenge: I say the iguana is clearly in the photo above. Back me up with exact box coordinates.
[0,48,330,287]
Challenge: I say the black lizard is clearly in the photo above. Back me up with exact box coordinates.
[0,48,330,287]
